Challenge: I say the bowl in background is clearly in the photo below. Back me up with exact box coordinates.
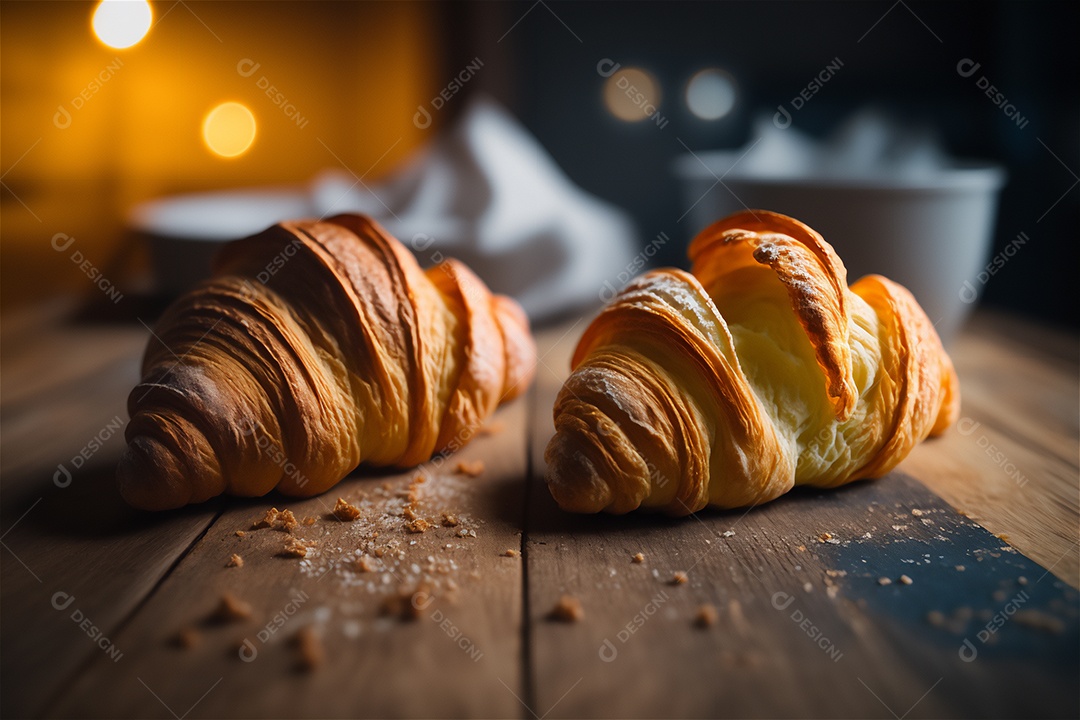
[673,153,1006,343]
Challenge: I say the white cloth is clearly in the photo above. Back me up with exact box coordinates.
[311,97,637,319]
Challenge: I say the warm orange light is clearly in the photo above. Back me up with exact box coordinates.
[202,102,257,158]
[92,0,153,49]
[603,67,661,123]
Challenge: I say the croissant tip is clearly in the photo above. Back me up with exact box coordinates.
[117,436,191,511]
[543,434,615,514]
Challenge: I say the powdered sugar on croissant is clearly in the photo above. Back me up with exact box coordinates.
[119,214,535,510]
[545,210,958,514]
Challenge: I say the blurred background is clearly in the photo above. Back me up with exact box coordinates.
[2,0,1077,328]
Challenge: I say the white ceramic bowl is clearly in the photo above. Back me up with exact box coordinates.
[128,187,311,295]
[673,154,1006,342]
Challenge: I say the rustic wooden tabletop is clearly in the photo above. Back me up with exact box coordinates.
[1,299,1077,718]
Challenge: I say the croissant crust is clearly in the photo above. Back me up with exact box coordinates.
[545,210,959,515]
[118,214,535,510]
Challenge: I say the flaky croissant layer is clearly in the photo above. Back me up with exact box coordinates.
[119,214,535,510]
[545,210,959,515]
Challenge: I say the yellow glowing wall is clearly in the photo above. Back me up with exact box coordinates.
[1,0,440,309]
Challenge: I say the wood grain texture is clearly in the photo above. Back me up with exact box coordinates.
[48,399,529,719]
[525,318,1079,719]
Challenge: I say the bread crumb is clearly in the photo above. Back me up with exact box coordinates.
[926,610,945,627]
[671,571,689,585]
[441,513,460,527]
[456,528,476,538]
[803,582,813,593]
[171,627,201,649]
[631,552,645,564]
[373,547,386,558]
[955,565,966,572]
[911,508,925,516]
[331,497,361,522]
[234,530,245,538]
[280,536,313,558]
[818,532,833,542]
[253,508,298,532]
[899,574,913,585]
[293,625,323,672]
[405,518,432,534]
[503,549,519,558]
[355,555,377,573]
[694,604,718,628]
[455,460,485,477]
[796,545,806,552]
[226,553,244,568]
[381,586,431,621]
[722,530,736,538]
[550,595,584,622]
[210,593,252,623]
[1018,576,1028,585]
[303,516,317,526]
[877,577,892,586]
[825,570,847,578]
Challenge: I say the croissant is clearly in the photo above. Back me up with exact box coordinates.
[118,214,536,510]
[545,210,959,515]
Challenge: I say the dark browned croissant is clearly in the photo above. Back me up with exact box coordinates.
[119,214,535,510]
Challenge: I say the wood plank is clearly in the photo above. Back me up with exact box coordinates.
[49,399,530,719]
[1,305,218,718]
[525,318,1079,718]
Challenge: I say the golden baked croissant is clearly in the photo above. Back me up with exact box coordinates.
[545,210,959,515]
[118,214,535,510]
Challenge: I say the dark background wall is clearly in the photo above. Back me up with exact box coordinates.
[443,0,1079,328]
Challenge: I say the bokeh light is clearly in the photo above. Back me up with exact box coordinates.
[685,68,737,120]
[603,67,662,123]
[202,102,257,158]
[92,0,153,49]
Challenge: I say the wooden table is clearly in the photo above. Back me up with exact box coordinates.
[2,299,1077,718]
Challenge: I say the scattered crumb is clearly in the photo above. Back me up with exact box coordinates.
[877,577,892,586]
[694,604,718,628]
[1013,609,1066,634]
[631,552,645,564]
[355,555,377,573]
[927,610,946,627]
[441,513,460,527]
[293,625,323,672]
[671,571,689,586]
[331,497,361,522]
[796,545,806,552]
[381,586,431,621]
[405,518,432,534]
[455,460,485,477]
[303,516,317,526]
[1018,576,1028,585]
[210,593,252,623]
[825,570,847,578]
[234,530,245,538]
[502,549,519,558]
[171,627,201,649]
[253,508,298,532]
[992,589,1008,602]
[955,565,966,572]
[911,508,925,516]
[722,530,736,538]
[226,553,244,568]
[803,582,813,593]
[996,533,1010,542]
[550,595,584,622]
[818,532,833,543]
[899,575,913,585]
[456,528,476,538]
[280,536,313,558]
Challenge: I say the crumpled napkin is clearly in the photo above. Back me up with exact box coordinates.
[311,96,637,320]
